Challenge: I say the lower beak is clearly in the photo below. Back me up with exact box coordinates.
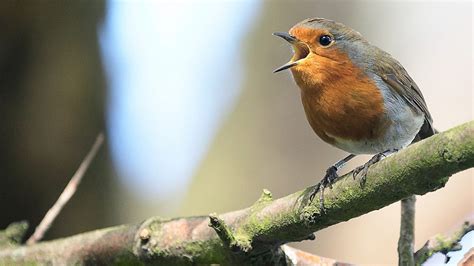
[273,32,298,73]
[273,62,298,73]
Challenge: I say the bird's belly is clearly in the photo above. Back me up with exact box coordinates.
[327,99,425,155]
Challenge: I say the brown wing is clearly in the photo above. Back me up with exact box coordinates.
[375,51,435,138]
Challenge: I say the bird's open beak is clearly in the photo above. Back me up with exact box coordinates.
[273,32,300,73]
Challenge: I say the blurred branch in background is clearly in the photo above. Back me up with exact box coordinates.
[26,134,104,245]
[0,121,472,265]
[415,221,474,265]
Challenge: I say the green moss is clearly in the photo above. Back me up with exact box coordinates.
[0,221,29,248]
[300,205,321,226]
[113,255,145,266]
[257,189,273,203]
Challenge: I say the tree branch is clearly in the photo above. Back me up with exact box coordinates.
[0,121,472,265]
[398,195,416,265]
[414,221,474,265]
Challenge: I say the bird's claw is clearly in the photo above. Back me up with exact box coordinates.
[352,153,385,186]
[324,166,339,188]
[308,184,319,202]
[309,166,339,212]
[352,164,369,185]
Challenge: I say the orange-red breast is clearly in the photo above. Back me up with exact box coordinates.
[273,18,435,203]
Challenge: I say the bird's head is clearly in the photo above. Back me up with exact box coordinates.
[274,18,369,90]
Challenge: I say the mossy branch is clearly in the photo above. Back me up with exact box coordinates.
[0,121,472,265]
[0,221,29,249]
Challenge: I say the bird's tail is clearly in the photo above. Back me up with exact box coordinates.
[413,119,437,142]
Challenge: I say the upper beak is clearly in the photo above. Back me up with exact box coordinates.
[273,32,298,73]
[272,32,297,44]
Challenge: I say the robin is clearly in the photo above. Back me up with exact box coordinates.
[273,18,435,206]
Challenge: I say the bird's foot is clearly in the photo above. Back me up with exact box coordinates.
[309,166,339,212]
[352,153,386,185]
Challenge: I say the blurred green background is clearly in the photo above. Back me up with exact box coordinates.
[0,1,472,264]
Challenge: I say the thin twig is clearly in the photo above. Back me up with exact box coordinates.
[26,133,104,245]
[208,213,238,251]
[398,195,416,265]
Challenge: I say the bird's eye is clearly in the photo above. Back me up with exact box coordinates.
[319,35,333,46]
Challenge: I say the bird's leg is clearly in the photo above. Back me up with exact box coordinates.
[352,149,398,185]
[310,154,356,210]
